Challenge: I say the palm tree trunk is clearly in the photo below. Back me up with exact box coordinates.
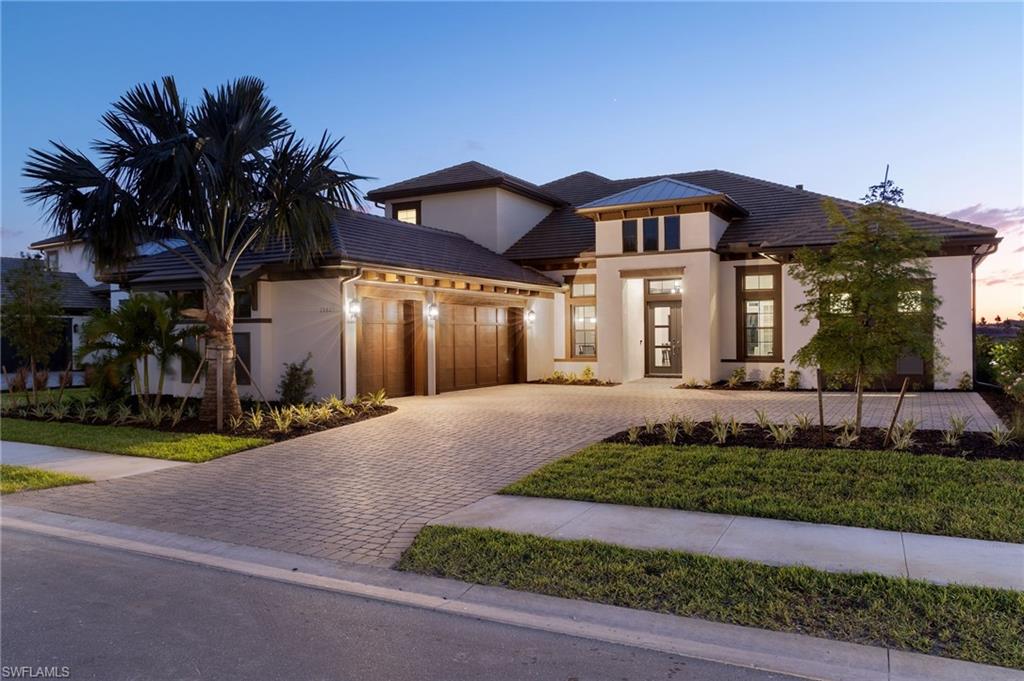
[29,356,38,407]
[854,364,865,436]
[199,272,241,424]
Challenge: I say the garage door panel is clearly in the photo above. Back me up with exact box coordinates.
[358,298,415,397]
[436,303,517,393]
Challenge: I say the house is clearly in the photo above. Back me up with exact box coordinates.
[32,161,1000,398]
[0,254,109,376]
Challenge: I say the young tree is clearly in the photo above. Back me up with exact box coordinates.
[790,176,944,434]
[23,76,365,424]
[1,255,65,404]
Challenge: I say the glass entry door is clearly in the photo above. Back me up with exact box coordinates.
[646,301,682,376]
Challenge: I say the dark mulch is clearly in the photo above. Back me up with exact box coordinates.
[3,398,397,443]
[604,421,1023,461]
[530,379,618,387]
[978,388,1022,428]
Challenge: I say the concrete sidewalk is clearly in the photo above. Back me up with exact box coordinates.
[432,495,1024,591]
[1,441,188,480]
[3,506,1020,681]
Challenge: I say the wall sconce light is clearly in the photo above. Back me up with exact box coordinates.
[525,309,536,324]
[348,299,361,320]
[427,303,440,320]
[73,323,80,333]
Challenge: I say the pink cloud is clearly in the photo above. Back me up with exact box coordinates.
[949,204,1024,319]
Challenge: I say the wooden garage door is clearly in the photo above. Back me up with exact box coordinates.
[436,304,517,393]
[357,299,414,397]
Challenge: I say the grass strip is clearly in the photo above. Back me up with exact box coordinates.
[501,443,1024,543]
[1,464,91,494]
[1,419,270,463]
[400,525,1024,669]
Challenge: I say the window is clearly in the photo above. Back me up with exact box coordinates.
[736,265,781,360]
[234,290,252,318]
[233,332,252,385]
[392,201,421,225]
[664,215,680,250]
[45,251,59,271]
[642,218,659,251]
[571,281,596,297]
[648,279,682,295]
[572,305,597,358]
[898,289,923,313]
[181,335,202,382]
[621,220,637,252]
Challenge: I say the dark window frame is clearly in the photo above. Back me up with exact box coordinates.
[735,264,782,362]
[392,201,422,225]
[621,220,638,253]
[663,215,681,251]
[566,274,597,359]
[642,217,659,252]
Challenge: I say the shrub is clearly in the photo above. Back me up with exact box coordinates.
[767,421,797,445]
[626,426,641,444]
[728,416,744,437]
[990,330,1024,403]
[793,412,814,430]
[278,353,315,405]
[643,417,658,435]
[889,419,917,450]
[834,427,858,448]
[785,370,801,390]
[580,366,595,382]
[989,426,1015,448]
[663,422,680,444]
[754,409,771,428]
[91,403,111,423]
[291,404,317,429]
[679,416,697,437]
[956,371,973,391]
[246,407,265,431]
[710,420,730,444]
[33,369,50,391]
[227,413,245,432]
[766,367,785,390]
[9,367,29,394]
[364,388,387,408]
[726,367,746,388]
[268,406,294,434]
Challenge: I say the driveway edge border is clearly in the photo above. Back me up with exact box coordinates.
[2,507,1019,681]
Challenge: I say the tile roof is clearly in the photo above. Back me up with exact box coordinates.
[29,234,77,249]
[578,177,726,209]
[503,169,998,261]
[365,161,565,206]
[115,209,558,289]
[0,257,106,311]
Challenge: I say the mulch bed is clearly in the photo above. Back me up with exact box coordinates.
[978,388,1021,429]
[604,422,1024,461]
[530,379,619,387]
[3,398,397,443]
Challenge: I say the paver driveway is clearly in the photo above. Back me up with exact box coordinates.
[6,382,1000,566]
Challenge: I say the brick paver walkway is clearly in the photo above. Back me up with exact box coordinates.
[5,382,1001,566]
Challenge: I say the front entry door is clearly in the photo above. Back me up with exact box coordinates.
[646,302,682,376]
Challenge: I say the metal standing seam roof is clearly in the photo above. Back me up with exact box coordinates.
[578,177,726,209]
[112,209,559,289]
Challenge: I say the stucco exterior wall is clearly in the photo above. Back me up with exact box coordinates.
[38,242,97,285]
[931,255,973,388]
[525,298,554,381]
[270,278,343,399]
[384,188,550,254]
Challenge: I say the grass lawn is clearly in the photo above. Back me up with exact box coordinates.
[1,387,91,408]
[400,526,1024,669]
[1,464,91,494]
[501,444,1024,543]
[1,419,270,463]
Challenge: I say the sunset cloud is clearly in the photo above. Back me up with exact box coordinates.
[947,205,1024,319]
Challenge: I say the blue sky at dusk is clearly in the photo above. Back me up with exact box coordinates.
[2,2,1021,317]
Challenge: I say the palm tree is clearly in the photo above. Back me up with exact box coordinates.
[24,76,365,423]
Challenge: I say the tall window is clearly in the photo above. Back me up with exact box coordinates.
[567,275,597,358]
[234,290,253,318]
[664,215,680,250]
[642,218,659,251]
[621,220,637,253]
[45,250,59,271]
[233,332,252,385]
[392,201,421,225]
[737,265,781,360]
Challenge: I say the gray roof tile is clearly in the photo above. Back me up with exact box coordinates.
[365,161,564,206]
[0,257,106,311]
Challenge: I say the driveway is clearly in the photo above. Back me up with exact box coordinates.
[6,382,1001,566]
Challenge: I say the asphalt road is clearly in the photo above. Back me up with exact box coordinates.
[1,530,800,681]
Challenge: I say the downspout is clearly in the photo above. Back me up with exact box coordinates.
[339,268,363,399]
[971,253,977,381]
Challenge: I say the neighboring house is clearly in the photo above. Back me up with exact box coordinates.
[42,161,1001,399]
[0,255,108,374]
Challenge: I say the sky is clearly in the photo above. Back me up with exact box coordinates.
[2,1,1021,319]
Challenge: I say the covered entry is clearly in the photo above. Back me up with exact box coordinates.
[435,303,524,392]
[356,297,425,397]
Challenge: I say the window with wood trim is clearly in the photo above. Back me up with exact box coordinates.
[392,201,421,225]
[642,218,659,251]
[736,265,781,361]
[566,275,597,358]
[621,220,637,252]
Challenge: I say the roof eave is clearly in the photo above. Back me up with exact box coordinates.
[576,194,748,220]
[366,178,565,207]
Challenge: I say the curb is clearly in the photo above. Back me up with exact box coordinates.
[2,507,1020,681]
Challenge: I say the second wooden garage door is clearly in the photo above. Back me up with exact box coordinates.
[436,304,516,393]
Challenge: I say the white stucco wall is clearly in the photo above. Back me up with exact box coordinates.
[622,278,645,382]
[931,255,973,388]
[525,297,554,381]
[270,278,343,399]
[38,242,97,285]
[385,188,550,254]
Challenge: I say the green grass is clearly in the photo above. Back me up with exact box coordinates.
[501,444,1024,543]
[1,387,90,408]
[1,464,91,494]
[1,418,270,463]
[400,525,1024,669]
